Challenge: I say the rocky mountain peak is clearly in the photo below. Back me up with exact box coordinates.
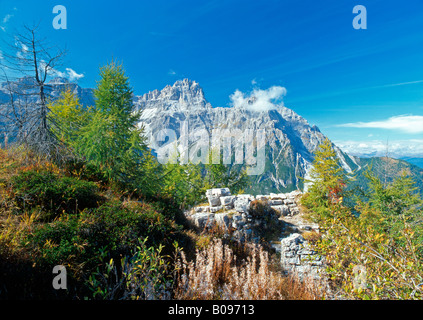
[136,79,210,113]
[134,79,359,194]
[151,78,204,102]
[48,77,70,85]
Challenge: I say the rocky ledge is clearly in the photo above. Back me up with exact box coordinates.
[185,188,302,239]
[184,187,327,281]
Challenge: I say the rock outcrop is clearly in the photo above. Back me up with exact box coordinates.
[185,188,303,240]
[280,233,325,280]
[185,187,327,281]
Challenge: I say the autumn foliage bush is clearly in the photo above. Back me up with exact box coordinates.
[301,139,423,300]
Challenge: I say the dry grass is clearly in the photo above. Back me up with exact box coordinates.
[0,146,55,177]
[174,238,324,300]
[302,230,321,242]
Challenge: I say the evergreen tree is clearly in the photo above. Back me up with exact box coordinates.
[77,61,147,184]
[163,160,206,209]
[359,168,423,246]
[302,138,346,213]
[204,148,249,194]
[48,88,91,150]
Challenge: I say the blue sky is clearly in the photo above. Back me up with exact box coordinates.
[1,0,423,157]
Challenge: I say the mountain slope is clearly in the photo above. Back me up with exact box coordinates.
[351,156,423,193]
[134,79,358,194]
[400,157,423,169]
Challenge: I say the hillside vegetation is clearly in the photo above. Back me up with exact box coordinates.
[0,61,320,300]
[353,156,423,194]
[301,139,423,299]
[1,58,422,300]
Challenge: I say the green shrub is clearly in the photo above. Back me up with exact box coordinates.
[25,215,85,266]
[248,200,282,242]
[25,200,181,269]
[87,238,176,300]
[11,169,103,219]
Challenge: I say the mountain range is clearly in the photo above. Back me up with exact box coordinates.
[1,77,422,194]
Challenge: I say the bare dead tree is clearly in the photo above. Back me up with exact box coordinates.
[0,24,67,159]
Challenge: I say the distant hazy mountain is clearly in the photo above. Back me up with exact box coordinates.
[0,76,95,107]
[400,157,423,169]
[351,156,423,193]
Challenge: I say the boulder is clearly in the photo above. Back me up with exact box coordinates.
[194,207,203,213]
[194,206,210,213]
[284,198,295,205]
[281,205,290,215]
[220,195,235,206]
[291,208,300,215]
[236,194,254,201]
[281,233,304,248]
[234,198,250,213]
[207,195,221,207]
[215,213,232,229]
[271,199,283,205]
[288,190,302,197]
[210,205,223,213]
[207,188,231,198]
[271,205,289,216]
[221,188,231,196]
[191,212,215,228]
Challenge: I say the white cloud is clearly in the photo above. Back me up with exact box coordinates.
[251,79,257,85]
[337,115,423,134]
[2,14,13,24]
[375,80,423,88]
[229,86,287,112]
[335,139,423,158]
[1,13,13,31]
[65,68,84,81]
[40,61,84,82]
[21,43,28,52]
[14,40,30,59]
[1,10,16,31]
[168,69,176,75]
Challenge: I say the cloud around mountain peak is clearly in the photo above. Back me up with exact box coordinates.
[229,86,287,112]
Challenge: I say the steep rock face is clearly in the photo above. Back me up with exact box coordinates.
[134,79,358,194]
[0,77,95,144]
[0,77,95,107]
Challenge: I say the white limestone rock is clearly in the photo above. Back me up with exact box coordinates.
[207,196,221,207]
[220,195,235,207]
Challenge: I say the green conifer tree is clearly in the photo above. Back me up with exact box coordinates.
[48,88,91,150]
[204,148,249,194]
[77,61,148,184]
[302,138,346,213]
